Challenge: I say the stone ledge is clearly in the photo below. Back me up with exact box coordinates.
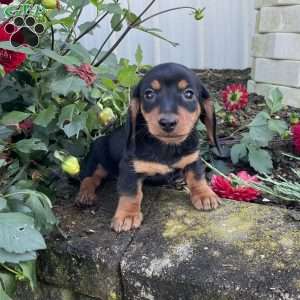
[253,58,300,88]
[24,184,300,299]
[248,80,300,107]
[256,0,300,9]
[253,33,300,60]
[259,5,300,33]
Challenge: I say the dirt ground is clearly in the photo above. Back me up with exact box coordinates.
[196,69,300,211]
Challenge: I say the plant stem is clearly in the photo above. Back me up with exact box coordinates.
[94,0,157,67]
[0,264,20,276]
[137,6,196,25]
[200,158,297,202]
[91,14,127,65]
[74,12,109,43]
[69,8,83,42]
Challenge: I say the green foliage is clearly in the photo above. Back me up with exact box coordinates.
[0,1,204,297]
[231,88,288,174]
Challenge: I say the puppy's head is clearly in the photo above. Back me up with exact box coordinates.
[130,63,218,146]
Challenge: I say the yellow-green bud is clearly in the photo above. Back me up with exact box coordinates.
[41,0,58,9]
[54,151,80,176]
[98,107,115,126]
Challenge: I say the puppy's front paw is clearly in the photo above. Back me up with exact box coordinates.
[191,189,221,211]
[111,195,143,232]
[111,213,143,233]
[75,189,97,208]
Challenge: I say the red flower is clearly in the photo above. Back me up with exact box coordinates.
[19,119,33,132]
[0,23,26,73]
[211,171,261,201]
[292,124,300,154]
[65,64,96,86]
[0,0,13,4]
[221,84,249,112]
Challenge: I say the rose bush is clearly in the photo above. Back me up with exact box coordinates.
[0,1,204,298]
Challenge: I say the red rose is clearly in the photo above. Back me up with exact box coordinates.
[292,124,300,154]
[0,0,14,4]
[0,23,26,73]
[211,171,261,202]
[221,84,249,112]
[65,64,96,86]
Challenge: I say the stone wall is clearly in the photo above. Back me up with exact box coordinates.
[248,0,300,107]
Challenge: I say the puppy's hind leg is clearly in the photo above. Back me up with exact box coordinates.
[76,138,108,207]
[76,164,107,207]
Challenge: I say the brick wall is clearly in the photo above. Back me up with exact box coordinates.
[248,0,300,107]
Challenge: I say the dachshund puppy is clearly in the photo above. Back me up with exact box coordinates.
[76,63,221,232]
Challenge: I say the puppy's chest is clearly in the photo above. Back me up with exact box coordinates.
[133,150,199,176]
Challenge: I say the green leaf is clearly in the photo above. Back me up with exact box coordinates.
[0,213,46,253]
[268,119,288,135]
[68,44,91,63]
[34,105,57,127]
[50,77,86,96]
[248,148,273,174]
[15,139,47,154]
[90,88,102,99]
[0,197,7,212]
[231,143,247,164]
[40,49,81,66]
[19,261,37,290]
[249,111,273,147]
[135,44,143,66]
[0,126,14,139]
[102,3,123,14]
[0,272,15,299]
[1,112,30,126]
[0,248,36,264]
[117,65,139,87]
[58,104,78,128]
[0,41,34,55]
[0,287,12,300]
[63,113,87,138]
[111,14,122,31]
[266,88,283,114]
[24,191,57,233]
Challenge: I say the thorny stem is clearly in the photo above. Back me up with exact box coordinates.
[0,264,20,276]
[61,8,83,53]
[74,12,109,43]
[91,14,127,65]
[94,0,157,67]
[138,6,196,25]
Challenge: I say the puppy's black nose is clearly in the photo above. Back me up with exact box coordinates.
[159,116,178,132]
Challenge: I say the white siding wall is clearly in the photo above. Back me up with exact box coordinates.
[81,0,256,69]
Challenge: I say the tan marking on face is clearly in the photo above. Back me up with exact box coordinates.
[178,79,188,90]
[141,103,201,144]
[185,171,220,211]
[133,160,172,176]
[111,181,143,232]
[150,80,161,91]
[172,151,199,169]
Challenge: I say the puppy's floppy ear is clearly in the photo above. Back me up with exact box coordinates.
[197,81,221,153]
[125,83,141,153]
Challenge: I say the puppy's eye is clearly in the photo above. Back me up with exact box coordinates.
[144,89,155,100]
[183,89,194,100]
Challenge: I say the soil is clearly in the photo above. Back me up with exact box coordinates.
[195,68,300,211]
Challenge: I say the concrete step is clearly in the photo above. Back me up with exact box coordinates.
[17,184,300,300]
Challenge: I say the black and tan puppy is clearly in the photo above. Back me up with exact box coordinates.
[76,63,221,232]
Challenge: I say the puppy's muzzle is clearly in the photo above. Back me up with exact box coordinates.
[158,114,178,133]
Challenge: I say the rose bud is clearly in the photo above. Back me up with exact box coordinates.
[54,151,80,176]
[98,107,115,126]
